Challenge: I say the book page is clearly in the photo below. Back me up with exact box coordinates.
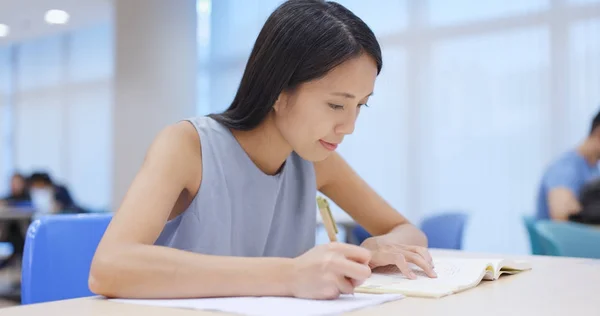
[487,258,533,280]
[357,258,492,298]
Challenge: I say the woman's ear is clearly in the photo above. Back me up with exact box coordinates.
[272,91,289,113]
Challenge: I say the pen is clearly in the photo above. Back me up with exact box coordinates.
[318,196,358,297]
[317,196,338,242]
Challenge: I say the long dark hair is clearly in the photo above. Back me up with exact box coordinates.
[209,0,383,131]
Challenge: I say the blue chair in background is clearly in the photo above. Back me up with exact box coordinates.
[420,212,468,250]
[21,213,113,304]
[523,215,545,255]
[352,212,469,249]
[352,225,371,245]
[535,220,600,259]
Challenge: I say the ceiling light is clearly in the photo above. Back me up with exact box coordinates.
[0,24,9,37]
[45,10,70,25]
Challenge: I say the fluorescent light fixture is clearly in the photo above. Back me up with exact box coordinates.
[0,24,9,37]
[45,9,70,25]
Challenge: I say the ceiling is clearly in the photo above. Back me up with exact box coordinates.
[0,0,112,45]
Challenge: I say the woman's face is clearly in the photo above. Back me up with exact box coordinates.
[273,53,378,162]
[11,175,26,195]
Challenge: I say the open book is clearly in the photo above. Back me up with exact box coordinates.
[356,257,531,298]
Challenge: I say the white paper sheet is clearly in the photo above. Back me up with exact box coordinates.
[110,293,404,316]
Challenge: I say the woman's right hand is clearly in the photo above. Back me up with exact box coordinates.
[288,242,372,299]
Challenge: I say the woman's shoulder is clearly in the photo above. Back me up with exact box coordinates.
[158,120,202,154]
[144,120,203,189]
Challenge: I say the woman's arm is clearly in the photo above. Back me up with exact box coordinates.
[314,152,427,246]
[89,122,292,299]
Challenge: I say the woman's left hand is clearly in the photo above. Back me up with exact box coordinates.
[360,234,437,280]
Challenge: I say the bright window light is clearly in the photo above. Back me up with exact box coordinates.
[197,0,211,14]
[0,24,9,37]
[45,10,70,25]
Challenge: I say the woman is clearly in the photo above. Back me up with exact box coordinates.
[90,0,436,300]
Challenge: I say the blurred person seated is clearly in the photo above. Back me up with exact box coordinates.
[29,172,85,214]
[0,173,32,269]
[537,109,600,221]
[0,172,31,207]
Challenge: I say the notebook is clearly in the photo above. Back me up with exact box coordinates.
[356,257,532,298]
[110,293,404,316]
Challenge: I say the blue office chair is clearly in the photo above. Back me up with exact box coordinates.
[523,215,545,255]
[420,212,468,250]
[352,225,372,245]
[21,213,113,304]
[535,220,600,259]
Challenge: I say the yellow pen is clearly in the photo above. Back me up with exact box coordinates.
[317,196,338,242]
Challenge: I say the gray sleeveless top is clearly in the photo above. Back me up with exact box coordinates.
[154,116,317,257]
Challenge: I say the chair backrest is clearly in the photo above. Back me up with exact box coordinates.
[535,220,600,259]
[523,215,545,255]
[21,213,113,304]
[420,212,468,250]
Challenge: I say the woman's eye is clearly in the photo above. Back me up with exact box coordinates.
[328,103,344,110]
[358,103,369,108]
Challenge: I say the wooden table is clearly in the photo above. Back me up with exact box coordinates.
[2,249,599,315]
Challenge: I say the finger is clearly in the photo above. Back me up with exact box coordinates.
[328,242,371,264]
[412,246,434,267]
[393,254,416,280]
[335,276,356,295]
[332,256,372,282]
[405,253,437,278]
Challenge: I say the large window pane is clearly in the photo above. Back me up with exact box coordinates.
[209,66,243,113]
[421,28,550,252]
[336,0,408,36]
[428,0,549,27]
[566,18,600,146]
[15,36,65,181]
[14,89,64,178]
[17,37,62,91]
[211,0,281,61]
[69,23,113,82]
[66,81,112,210]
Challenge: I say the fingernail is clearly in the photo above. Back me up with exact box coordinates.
[410,272,417,279]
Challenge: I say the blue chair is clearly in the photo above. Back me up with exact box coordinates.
[535,220,600,259]
[352,225,372,245]
[420,212,468,250]
[523,215,545,255]
[21,213,113,304]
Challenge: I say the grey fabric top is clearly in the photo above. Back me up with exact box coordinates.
[155,116,317,257]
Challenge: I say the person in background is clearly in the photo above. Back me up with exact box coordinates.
[28,172,83,214]
[0,173,31,269]
[0,173,31,206]
[537,109,600,221]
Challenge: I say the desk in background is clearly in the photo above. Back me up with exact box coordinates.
[3,249,598,315]
[0,207,35,221]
